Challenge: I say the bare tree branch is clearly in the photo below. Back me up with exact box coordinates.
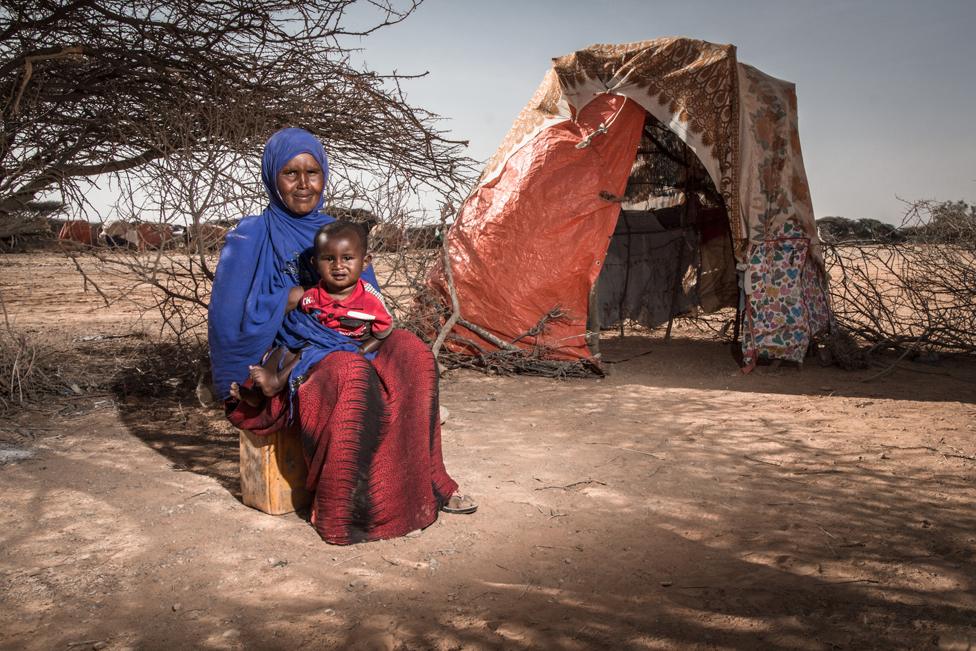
[1,0,475,215]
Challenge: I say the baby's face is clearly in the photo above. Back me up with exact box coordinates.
[316,234,367,296]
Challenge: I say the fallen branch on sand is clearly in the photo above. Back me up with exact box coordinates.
[822,200,976,361]
[860,328,932,382]
[0,292,74,412]
[881,444,976,463]
[587,442,665,459]
[534,479,607,491]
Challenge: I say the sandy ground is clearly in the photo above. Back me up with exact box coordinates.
[1,252,975,650]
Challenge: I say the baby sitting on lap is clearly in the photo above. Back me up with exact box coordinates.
[231,220,392,405]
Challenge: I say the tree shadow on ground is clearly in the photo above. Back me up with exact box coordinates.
[109,340,241,497]
[114,398,241,497]
[87,338,976,648]
[10,392,975,649]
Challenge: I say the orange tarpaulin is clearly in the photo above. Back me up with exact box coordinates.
[431,94,646,360]
[57,220,95,246]
[135,223,174,251]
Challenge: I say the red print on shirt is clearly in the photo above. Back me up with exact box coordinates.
[299,279,393,340]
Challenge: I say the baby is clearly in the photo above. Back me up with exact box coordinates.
[230,220,392,406]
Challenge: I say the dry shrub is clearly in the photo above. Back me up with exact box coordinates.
[823,200,976,358]
[14,1,474,387]
[0,327,74,413]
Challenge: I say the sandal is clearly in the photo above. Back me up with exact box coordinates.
[441,494,478,515]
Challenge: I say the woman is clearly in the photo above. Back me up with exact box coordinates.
[209,127,474,545]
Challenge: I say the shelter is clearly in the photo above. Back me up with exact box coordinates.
[134,223,174,251]
[97,220,173,250]
[99,220,137,248]
[429,38,830,370]
[57,220,97,246]
[185,223,228,251]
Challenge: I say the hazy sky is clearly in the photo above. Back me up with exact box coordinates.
[346,0,976,223]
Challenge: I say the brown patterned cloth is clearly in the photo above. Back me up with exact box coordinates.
[478,38,818,254]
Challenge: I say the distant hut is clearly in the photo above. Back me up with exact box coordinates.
[185,222,229,251]
[134,223,175,251]
[57,220,97,246]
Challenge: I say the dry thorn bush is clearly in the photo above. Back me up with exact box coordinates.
[0,329,66,413]
[822,200,976,359]
[0,292,78,413]
[1,1,474,394]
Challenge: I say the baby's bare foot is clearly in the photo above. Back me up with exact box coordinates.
[248,364,279,397]
[229,382,242,401]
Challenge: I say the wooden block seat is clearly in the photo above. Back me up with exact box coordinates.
[239,429,312,515]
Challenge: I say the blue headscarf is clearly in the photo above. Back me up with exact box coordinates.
[208,127,377,401]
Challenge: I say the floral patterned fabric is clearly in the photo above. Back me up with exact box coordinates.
[738,63,821,265]
[801,253,832,340]
[741,222,831,369]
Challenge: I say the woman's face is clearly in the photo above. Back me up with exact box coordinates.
[276,153,324,215]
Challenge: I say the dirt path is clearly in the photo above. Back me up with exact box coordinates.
[2,253,975,650]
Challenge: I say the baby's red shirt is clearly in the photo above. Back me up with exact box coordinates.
[299,279,393,340]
